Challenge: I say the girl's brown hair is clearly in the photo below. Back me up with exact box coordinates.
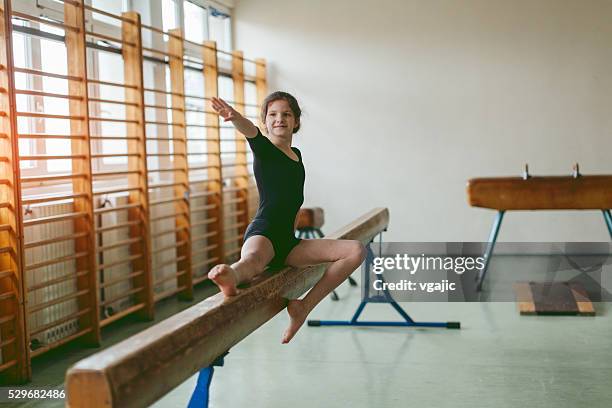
[260,91,302,133]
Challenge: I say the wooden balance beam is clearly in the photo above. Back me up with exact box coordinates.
[65,208,389,408]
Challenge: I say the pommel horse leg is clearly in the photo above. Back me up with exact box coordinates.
[476,210,505,291]
[603,210,612,240]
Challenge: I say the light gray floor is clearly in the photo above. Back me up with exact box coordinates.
[155,281,612,408]
[7,256,612,408]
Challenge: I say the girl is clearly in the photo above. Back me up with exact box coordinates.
[208,92,366,344]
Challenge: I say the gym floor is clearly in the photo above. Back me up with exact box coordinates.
[9,258,612,408]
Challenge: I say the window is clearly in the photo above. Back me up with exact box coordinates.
[11,0,235,184]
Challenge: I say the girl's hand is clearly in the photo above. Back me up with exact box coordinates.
[211,97,239,122]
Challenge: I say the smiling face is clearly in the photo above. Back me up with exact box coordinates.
[264,99,299,138]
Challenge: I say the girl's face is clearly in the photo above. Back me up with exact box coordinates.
[265,99,298,138]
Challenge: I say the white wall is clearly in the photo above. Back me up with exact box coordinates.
[234,0,612,242]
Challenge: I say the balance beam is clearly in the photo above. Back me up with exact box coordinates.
[65,208,389,408]
[467,175,612,210]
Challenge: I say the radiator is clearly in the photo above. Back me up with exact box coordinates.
[24,201,79,348]
[96,194,135,317]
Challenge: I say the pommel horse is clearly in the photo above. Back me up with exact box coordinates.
[65,208,390,408]
[467,164,612,291]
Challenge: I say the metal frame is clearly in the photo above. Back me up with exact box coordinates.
[476,209,612,291]
[307,233,460,329]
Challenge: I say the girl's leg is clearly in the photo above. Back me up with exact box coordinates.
[281,239,366,343]
[208,235,274,296]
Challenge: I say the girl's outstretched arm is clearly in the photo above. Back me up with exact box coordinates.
[211,97,258,138]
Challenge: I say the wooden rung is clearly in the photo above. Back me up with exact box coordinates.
[191,218,217,228]
[94,203,141,214]
[99,270,144,289]
[190,204,216,213]
[85,31,135,47]
[89,117,139,124]
[0,179,12,186]
[88,79,138,90]
[154,271,187,286]
[144,104,184,111]
[100,304,146,328]
[140,23,176,37]
[200,243,218,252]
[29,309,91,337]
[91,153,141,159]
[15,89,83,100]
[18,133,86,140]
[12,11,80,32]
[30,327,94,358]
[99,287,144,307]
[150,211,188,223]
[89,97,138,106]
[0,314,16,325]
[153,256,187,271]
[148,181,187,189]
[98,254,142,271]
[150,226,188,238]
[154,286,186,303]
[16,112,84,120]
[93,170,141,177]
[183,93,207,100]
[191,257,218,270]
[96,220,141,233]
[191,231,217,243]
[23,211,88,227]
[223,197,246,205]
[223,222,246,231]
[224,247,242,257]
[187,152,217,155]
[189,179,221,186]
[146,137,186,142]
[0,202,13,211]
[25,231,88,249]
[141,46,182,59]
[89,136,141,141]
[223,186,246,193]
[145,121,184,127]
[149,196,185,206]
[83,4,133,24]
[0,224,12,233]
[98,237,142,252]
[28,289,89,314]
[189,191,219,199]
[28,270,89,292]
[147,167,186,173]
[223,235,243,245]
[143,87,184,97]
[192,274,209,285]
[0,269,14,280]
[93,186,140,195]
[20,155,86,160]
[151,240,188,254]
[225,210,245,218]
[147,153,186,157]
[0,291,16,301]
[26,251,89,271]
[22,193,88,205]
[0,337,16,349]
[188,165,219,171]
[21,173,87,183]
[13,66,82,81]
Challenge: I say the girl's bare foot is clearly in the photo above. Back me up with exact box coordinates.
[208,264,238,296]
[282,299,308,344]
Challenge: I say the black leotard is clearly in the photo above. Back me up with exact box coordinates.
[243,128,305,268]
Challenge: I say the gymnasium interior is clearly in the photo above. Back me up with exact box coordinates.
[1,1,611,407]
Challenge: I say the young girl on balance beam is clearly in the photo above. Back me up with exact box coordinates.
[208,92,366,343]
